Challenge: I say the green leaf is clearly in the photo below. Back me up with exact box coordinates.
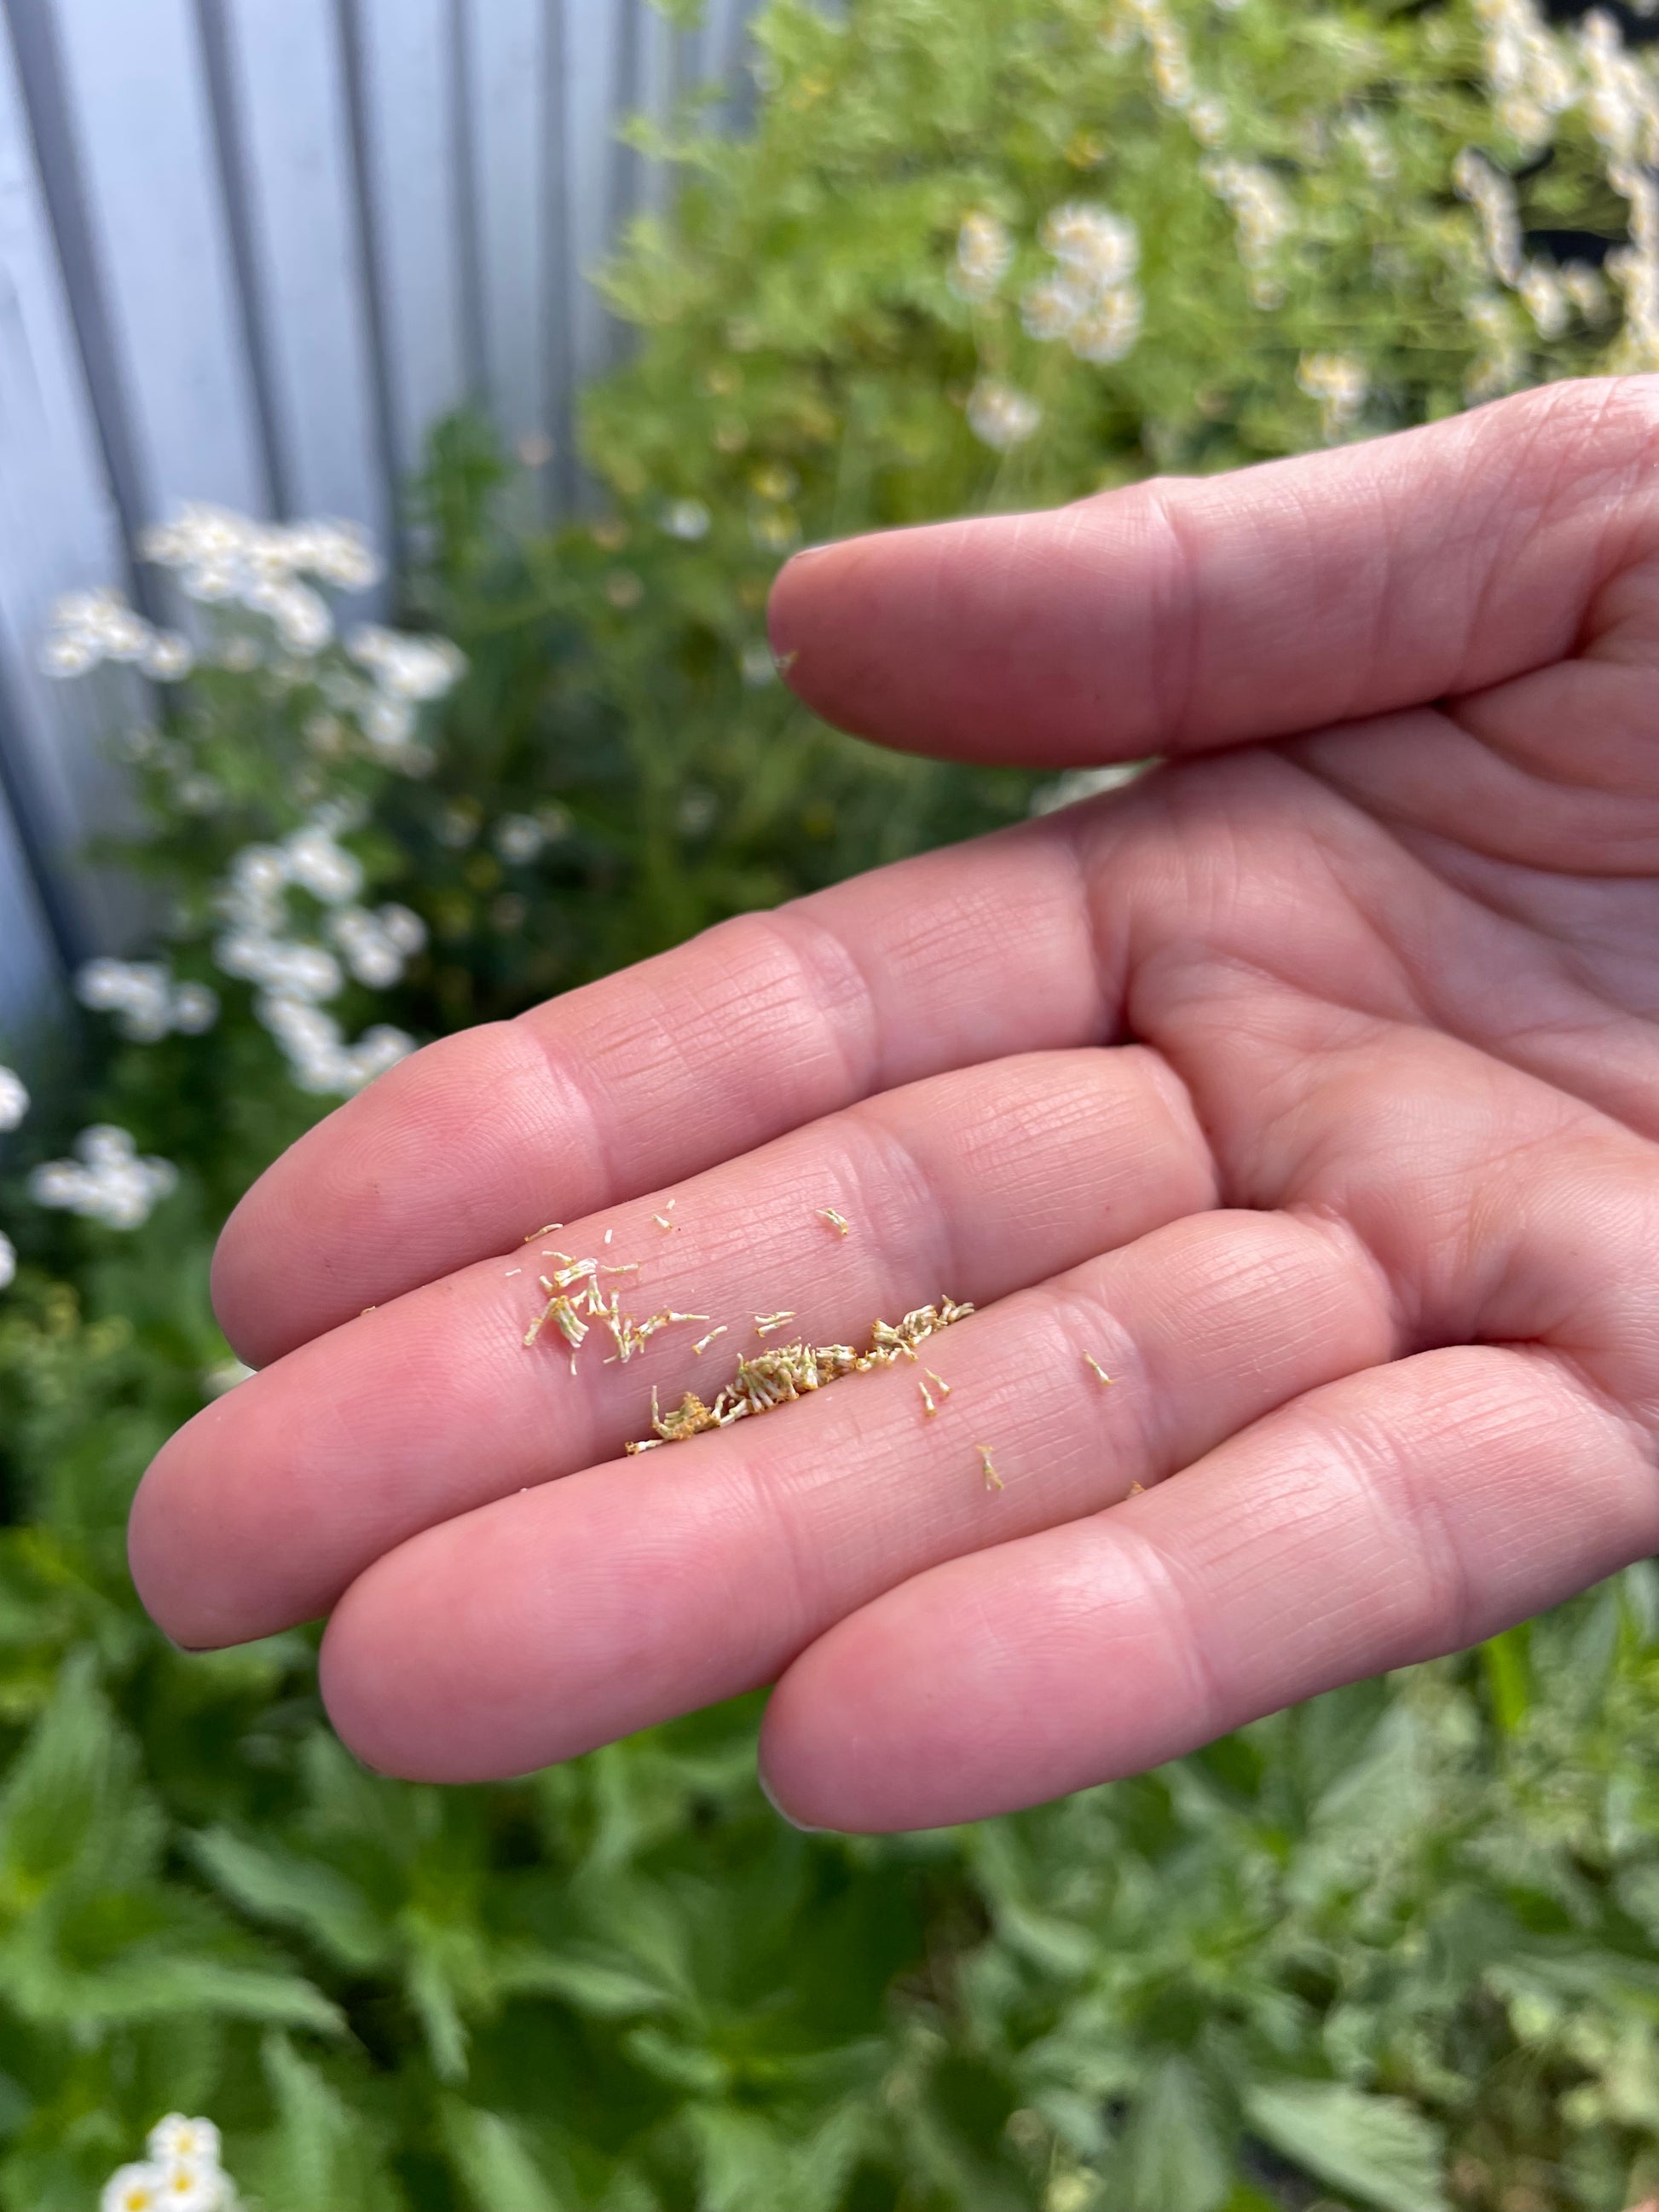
[188,1827,389,1972]
[1245,2082,1449,2212]
[1120,2057,1230,2212]
[497,1945,673,2019]
[442,2099,571,2212]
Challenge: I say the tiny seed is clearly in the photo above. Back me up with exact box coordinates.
[977,1444,1003,1493]
[1085,1354,1114,1387]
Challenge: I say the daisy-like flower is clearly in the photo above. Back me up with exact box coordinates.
[148,2117,223,2168]
[951,210,1013,299]
[102,2164,166,2212]
[30,1127,178,1230]
[1297,351,1368,442]
[966,378,1042,452]
[0,1064,28,1132]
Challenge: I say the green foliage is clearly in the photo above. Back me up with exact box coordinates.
[3,0,1659,2204]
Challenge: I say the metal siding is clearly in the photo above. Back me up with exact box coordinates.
[0,0,759,990]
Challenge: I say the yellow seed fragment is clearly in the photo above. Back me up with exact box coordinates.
[1127,1480,1144,1496]
[818,1207,851,1235]
[1085,1354,1114,1387]
[977,1444,1003,1493]
[622,1297,975,1456]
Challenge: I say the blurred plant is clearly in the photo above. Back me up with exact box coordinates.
[6,0,1659,2207]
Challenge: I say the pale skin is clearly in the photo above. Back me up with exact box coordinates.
[130,377,1659,1831]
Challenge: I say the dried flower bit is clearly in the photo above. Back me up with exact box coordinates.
[626,1436,668,1454]
[600,1261,641,1273]
[693,1325,729,1356]
[919,1376,938,1418]
[1085,1354,1115,1387]
[924,1367,951,1400]
[818,1206,851,1235]
[603,1227,614,1245]
[1127,1479,1145,1497]
[505,1267,523,1278]
[652,1213,676,1232]
[524,1222,564,1240]
[754,1311,796,1336]
[977,1444,1004,1493]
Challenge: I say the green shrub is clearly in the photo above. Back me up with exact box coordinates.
[4,0,1659,2204]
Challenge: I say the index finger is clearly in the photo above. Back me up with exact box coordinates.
[768,378,1659,766]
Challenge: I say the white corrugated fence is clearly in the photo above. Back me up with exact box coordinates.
[0,0,754,1042]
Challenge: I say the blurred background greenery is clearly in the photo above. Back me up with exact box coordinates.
[6,0,1659,2204]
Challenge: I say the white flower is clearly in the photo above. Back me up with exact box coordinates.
[204,1358,255,1395]
[661,499,711,540]
[740,640,779,686]
[494,813,546,863]
[283,826,363,907]
[1201,158,1293,290]
[0,1233,15,1291]
[30,1127,176,1230]
[1041,203,1139,287]
[1452,147,1524,288]
[0,1066,27,1132]
[1187,95,1228,146]
[75,959,220,1042]
[1297,351,1368,441]
[39,588,160,680]
[103,2164,166,2212]
[1070,286,1143,363]
[951,210,1013,300]
[149,2161,223,2212]
[1021,273,1086,343]
[346,626,466,703]
[148,2115,223,2169]
[967,379,1042,451]
[142,632,195,683]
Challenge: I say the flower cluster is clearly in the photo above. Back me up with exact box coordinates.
[966,378,1043,452]
[75,958,218,1042]
[1475,0,1576,148]
[30,1125,177,1230]
[1023,202,1143,364]
[214,824,421,1094]
[1199,158,1293,309]
[141,505,380,656]
[0,1062,26,1291]
[344,623,467,759]
[102,2114,235,2211]
[951,210,1014,301]
[1453,145,1523,289]
[38,589,194,684]
[1297,352,1368,442]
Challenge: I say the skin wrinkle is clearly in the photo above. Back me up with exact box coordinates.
[1132,478,1205,750]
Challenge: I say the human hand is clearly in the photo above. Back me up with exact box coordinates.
[130,378,1659,1830]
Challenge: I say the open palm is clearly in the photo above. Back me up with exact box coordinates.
[130,378,1659,1831]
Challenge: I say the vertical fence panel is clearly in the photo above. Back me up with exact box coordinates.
[351,0,470,482]
[0,3,139,965]
[223,0,390,547]
[562,0,628,388]
[48,0,269,517]
[0,777,62,1038]
[464,0,550,466]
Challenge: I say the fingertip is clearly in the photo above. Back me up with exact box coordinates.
[127,1408,248,1653]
